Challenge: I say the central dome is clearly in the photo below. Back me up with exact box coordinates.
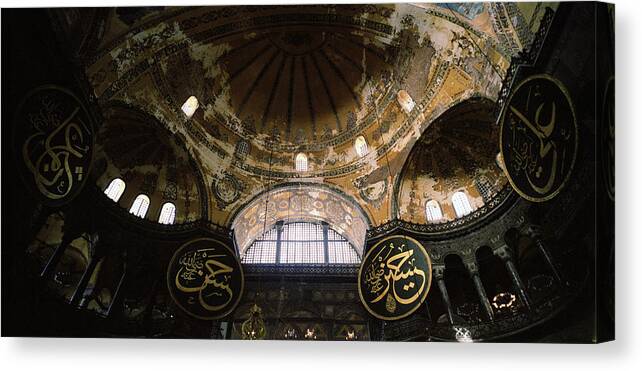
[161,27,397,150]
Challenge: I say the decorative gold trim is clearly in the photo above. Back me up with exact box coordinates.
[357,234,432,321]
[499,73,578,202]
[166,237,245,320]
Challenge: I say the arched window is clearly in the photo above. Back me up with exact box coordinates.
[158,202,176,224]
[242,222,360,265]
[355,136,368,158]
[129,194,150,218]
[295,153,308,172]
[425,200,443,222]
[104,178,126,202]
[234,139,250,160]
[181,96,199,119]
[452,191,473,218]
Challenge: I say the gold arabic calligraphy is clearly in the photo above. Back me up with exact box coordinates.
[174,248,234,312]
[505,76,574,198]
[364,242,426,313]
[22,101,90,200]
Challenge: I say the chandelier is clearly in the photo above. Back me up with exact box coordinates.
[241,304,266,340]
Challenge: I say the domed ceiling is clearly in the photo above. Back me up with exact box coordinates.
[94,103,206,223]
[395,98,508,224]
[80,3,549,228]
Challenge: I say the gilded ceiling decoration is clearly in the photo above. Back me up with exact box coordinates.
[395,98,508,223]
[79,3,548,229]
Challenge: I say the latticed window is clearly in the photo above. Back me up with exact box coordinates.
[475,175,494,203]
[425,200,443,222]
[242,222,360,265]
[355,136,368,158]
[158,202,176,224]
[295,153,308,172]
[452,191,473,218]
[130,194,150,218]
[104,178,126,202]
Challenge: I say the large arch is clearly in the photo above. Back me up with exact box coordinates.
[231,183,371,256]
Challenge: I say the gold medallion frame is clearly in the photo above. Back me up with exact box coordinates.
[166,237,245,320]
[357,235,433,321]
[499,73,579,202]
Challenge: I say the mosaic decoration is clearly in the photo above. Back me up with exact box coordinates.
[358,235,432,321]
[500,74,578,202]
[167,238,244,320]
[13,85,94,206]
[212,172,243,209]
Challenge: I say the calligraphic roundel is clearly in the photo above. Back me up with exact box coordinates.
[13,85,95,206]
[500,74,578,202]
[358,235,432,321]
[167,238,245,320]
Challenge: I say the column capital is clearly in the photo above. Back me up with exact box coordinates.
[463,259,479,276]
[493,244,513,261]
[520,223,543,239]
[432,265,446,279]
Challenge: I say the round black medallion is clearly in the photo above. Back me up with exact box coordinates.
[358,235,432,321]
[500,74,578,202]
[167,238,245,320]
[13,85,94,206]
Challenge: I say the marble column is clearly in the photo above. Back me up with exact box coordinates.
[494,245,531,311]
[465,261,494,321]
[433,265,455,325]
[71,234,102,307]
[522,224,565,285]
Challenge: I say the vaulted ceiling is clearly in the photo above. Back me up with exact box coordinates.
[64,3,550,228]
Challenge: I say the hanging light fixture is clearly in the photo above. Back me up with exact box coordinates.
[241,304,266,340]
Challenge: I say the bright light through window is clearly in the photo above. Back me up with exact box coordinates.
[158,202,176,224]
[104,178,126,202]
[130,194,150,218]
[452,191,473,218]
[295,153,308,172]
[425,200,443,222]
[181,96,199,119]
[242,222,360,265]
[355,136,368,158]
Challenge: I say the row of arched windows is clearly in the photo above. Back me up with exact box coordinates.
[103,178,176,224]
[425,191,473,222]
[294,136,369,173]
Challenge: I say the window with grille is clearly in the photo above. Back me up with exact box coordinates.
[242,222,360,265]
[295,153,308,172]
[158,202,176,224]
[130,194,150,218]
[104,178,126,202]
[425,200,443,222]
[475,176,494,203]
[452,191,473,218]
